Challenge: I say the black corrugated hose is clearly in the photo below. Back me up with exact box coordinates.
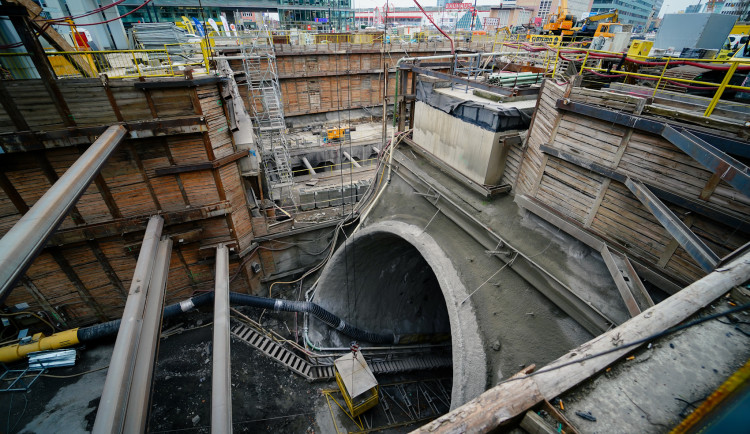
[77,291,398,344]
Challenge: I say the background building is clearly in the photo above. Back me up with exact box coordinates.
[590,0,661,30]
[278,0,354,31]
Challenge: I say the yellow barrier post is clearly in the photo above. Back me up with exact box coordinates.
[704,61,739,117]
[132,51,141,77]
[551,47,561,79]
[579,49,590,74]
[652,57,671,97]
[201,39,210,74]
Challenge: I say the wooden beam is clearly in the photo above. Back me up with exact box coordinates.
[126,143,162,211]
[414,248,750,433]
[0,81,30,131]
[94,173,123,220]
[699,171,723,201]
[520,411,556,434]
[153,150,250,176]
[47,201,232,245]
[0,171,29,214]
[515,193,684,294]
[103,78,125,122]
[161,141,191,206]
[8,0,95,77]
[9,14,75,127]
[20,276,68,328]
[49,248,108,322]
[87,240,128,301]
[0,116,207,153]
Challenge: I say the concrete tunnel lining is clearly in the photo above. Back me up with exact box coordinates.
[310,220,487,408]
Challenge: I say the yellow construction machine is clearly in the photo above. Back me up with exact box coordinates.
[542,0,576,35]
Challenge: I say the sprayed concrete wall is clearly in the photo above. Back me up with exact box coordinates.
[413,101,511,186]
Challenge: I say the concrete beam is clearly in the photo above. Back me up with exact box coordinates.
[342,151,361,168]
[0,125,126,302]
[93,215,163,433]
[301,157,316,175]
[212,244,232,433]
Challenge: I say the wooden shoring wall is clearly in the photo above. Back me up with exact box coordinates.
[0,78,261,327]
[514,80,750,285]
[232,49,435,118]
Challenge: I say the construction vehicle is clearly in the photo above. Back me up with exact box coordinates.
[322,126,352,144]
[574,10,619,37]
[542,0,576,35]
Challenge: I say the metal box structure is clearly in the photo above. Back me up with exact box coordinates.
[333,350,379,417]
[653,13,737,52]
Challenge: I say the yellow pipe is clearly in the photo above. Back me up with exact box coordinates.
[0,328,79,363]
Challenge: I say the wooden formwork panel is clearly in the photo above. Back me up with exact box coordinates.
[0,81,255,325]
[518,80,750,285]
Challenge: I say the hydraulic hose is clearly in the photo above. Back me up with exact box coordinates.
[76,291,398,345]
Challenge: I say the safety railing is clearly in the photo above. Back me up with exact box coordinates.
[0,43,210,80]
[537,45,750,118]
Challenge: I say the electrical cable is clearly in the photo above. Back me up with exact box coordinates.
[497,301,750,387]
[0,311,56,335]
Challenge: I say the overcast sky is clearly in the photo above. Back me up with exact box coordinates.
[351,0,700,17]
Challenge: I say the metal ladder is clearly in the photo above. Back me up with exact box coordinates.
[238,20,294,202]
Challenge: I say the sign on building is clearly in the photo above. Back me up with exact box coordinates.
[445,3,473,10]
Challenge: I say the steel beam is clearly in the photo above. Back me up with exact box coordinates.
[555,99,750,197]
[539,145,750,235]
[123,237,172,433]
[93,215,163,433]
[0,125,127,302]
[661,126,750,198]
[624,178,720,272]
[212,244,232,433]
[405,65,539,97]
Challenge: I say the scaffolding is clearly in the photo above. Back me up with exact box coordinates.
[239,20,295,204]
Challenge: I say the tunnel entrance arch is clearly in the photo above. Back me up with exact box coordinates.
[309,221,487,407]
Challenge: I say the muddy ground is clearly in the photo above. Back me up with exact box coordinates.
[1,308,451,433]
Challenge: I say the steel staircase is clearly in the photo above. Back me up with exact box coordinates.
[231,323,452,381]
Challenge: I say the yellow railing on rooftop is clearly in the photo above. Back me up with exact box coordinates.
[0,42,210,80]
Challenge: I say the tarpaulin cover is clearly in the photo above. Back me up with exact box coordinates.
[416,80,532,132]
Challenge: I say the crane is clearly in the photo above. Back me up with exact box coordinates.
[542,0,576,35]
[575,9,619,37]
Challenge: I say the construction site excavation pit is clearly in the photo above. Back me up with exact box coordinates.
[308,222,487,408]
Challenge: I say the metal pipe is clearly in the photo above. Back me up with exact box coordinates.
[212,244,232,433]
[301,156,317,175]
[372,146,381,154]
[0,125,127,302]
[342,151,361,168]
[93,215,163,434]
[124,237,172,433]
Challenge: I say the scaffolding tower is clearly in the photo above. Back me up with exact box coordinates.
[239,22,295,204]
